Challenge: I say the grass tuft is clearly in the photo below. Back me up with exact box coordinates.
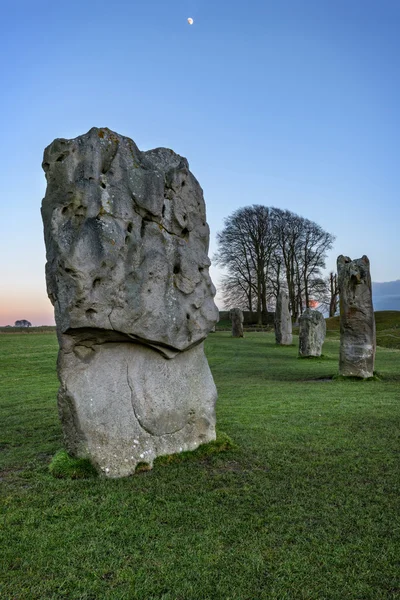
[49,450,98,479]
[135,461,152,473]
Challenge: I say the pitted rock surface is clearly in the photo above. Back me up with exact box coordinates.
[298,309,326,357]
[337,255,376,378]
[42,127,218,356]
[42,128,218,476]
[230,308,244,337]
[274,291,292,345]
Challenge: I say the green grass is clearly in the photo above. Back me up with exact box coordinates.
[326,310,400,349]
[48,434,236,479]
[0,326,57,335]
[49,450,98,479]
[1,330,400,599]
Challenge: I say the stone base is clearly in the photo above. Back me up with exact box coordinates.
[339,340,375,378]
[57,341,217,477]
[232,329,244,338]
[275,333,293,345]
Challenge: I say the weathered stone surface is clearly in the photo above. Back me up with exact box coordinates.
[337,255,376,378]
[274,291,292,345]
[42,127,219,476]
[58,341,217,477]
[42,127,218,357]
[230,308,244,337]
[298,309,326,357]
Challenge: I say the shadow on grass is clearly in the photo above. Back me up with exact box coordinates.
[142,431,237,473]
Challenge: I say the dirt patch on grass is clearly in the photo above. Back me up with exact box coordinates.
[0,467,24,482]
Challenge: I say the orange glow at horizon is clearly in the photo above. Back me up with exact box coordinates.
[0,288,55,326]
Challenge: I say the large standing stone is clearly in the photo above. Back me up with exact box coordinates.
[337,255,376,378]
[42,127,219,477]
[274,291,292,345]
[230,308,244,337]
[298,309,326,357]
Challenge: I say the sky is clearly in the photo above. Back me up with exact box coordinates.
[0,0,399,325]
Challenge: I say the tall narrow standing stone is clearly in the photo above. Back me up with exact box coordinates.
[41,127,219,477]
[337,255,376,378]
[275,291,292,345]
[230,308,244,337]
[298,309,326,357]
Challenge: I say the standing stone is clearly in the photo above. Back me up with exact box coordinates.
[230,308,244,337]
[337,255,376,378]
[41,127,219,477]
[274,291,292,345]
[298,309,326,357]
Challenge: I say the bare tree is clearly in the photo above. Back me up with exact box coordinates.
[311,272,339,317]
[328,272,339,317]
[294,218,335,317]
[215,205,335,321]
[220,272,254,312]
[214,205,277,325]
[266,209,335,319]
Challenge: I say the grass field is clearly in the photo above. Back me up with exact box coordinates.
[325,311,400,350]
[1,327,400,599]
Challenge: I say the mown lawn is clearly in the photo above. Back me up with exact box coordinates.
[325,311,400,349]
[1,331,400,599]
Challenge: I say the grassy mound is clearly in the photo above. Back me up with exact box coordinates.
[49,450,98,479]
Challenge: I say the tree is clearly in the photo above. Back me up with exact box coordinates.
[214,206,277,325]
[272,209,336,319]
[328,272,339,317]
[14,320,32,327]
[311,272,339,317]
[215,205,335,320]
[220,272,253,312]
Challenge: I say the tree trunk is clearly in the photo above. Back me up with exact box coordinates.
[329,272,338,317]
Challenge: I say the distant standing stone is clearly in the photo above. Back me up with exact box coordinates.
[275,291,292,345]
[230,308,244,337]
[298,309,326,357]
[337,255,376,378]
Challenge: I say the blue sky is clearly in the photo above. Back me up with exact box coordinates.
[1,0,399,324]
